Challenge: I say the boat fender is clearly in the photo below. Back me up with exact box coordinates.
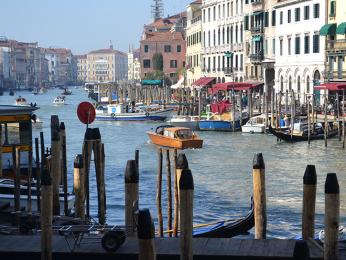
[111,113,115,118]
[145,112,149,117]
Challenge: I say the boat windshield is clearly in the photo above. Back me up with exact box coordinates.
[176,129,192,139]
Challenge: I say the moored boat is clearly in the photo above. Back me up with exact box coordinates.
[242,114,266,133]
[167,115,200,130]
[96,103,173,121]
[147,125,203,149]
[199,111,241,131]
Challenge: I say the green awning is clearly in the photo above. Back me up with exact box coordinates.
[141,79,162,86]
[336,22,346,35]
[253,35,262,42]
[320,23,337,36]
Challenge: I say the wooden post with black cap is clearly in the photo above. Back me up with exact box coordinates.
[74,154,85,220]
[60,122,68,216]
[138,208,156,260]
[50,115,61,215]
[125,160,138,237]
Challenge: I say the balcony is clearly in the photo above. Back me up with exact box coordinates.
[250,26,264,35]
[326,39,346,54]
[250,52,263,63]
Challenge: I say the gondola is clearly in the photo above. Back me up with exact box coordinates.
[193,197,254,238]
[268,125,338,142]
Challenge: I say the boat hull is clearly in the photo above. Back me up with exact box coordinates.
[147,132,203,149]
[241,124,265,133]
[167,118,200,130]
[96,109,174,121]
[199,120,241,131]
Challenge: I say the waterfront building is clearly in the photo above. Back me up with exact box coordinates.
[76,54,87,83]
[0,45,10,89]
[140,14,187,85]
[243,0,276,95]
[201,0,245,83]
[320,0,346,84]
[274,0,325,104]
[85,46,128,83]
[127,47,141,82]
[186,0,203,87]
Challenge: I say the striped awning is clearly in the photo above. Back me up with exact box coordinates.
[314,82,346,91]
[336,22,346,35]
[319,23,337,36]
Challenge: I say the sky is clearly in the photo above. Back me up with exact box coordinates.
[0,0,191,54]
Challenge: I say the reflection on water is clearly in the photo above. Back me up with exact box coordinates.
[1,88,345,238]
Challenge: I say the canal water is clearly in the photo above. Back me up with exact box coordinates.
[1,87,345,239]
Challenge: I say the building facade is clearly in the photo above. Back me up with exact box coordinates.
[76,55,87,83]
[201,0,245,83]
[186,0,203,87]
[321,0,346,83]
[274,0,325,103]
[128,48,141,82]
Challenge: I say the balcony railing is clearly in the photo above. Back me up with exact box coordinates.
[250,52,264,63]
[327,39,346,53]
[250,26,264,34]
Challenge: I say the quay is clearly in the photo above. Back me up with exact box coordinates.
[0,235,325,260]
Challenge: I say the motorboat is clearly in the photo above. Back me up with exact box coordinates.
[53,96,65,105]
[15,96,28,106]
[167,115,200,131]
[199,111,241,131]
[96,103,174,121]
[147,125,203,149]
[242,114,266,134]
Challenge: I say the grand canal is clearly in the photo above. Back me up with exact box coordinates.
[1,87,345,239]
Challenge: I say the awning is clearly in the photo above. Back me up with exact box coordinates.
[320,23,337,36]
[253,35,262,42]
[141,79,162,86]
[314,82,346,91]
[192,77,216,87]
[209,82,263,94]
[336,22,346,35]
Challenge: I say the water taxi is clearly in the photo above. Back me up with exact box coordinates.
[147,125,203,149]
[53,96,65,105]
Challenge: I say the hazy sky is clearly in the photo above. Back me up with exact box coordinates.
[0,0,191,54]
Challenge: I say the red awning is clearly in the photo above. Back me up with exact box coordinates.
[192,77,216,87]
[314,82,346,91]
[210,82,263,94]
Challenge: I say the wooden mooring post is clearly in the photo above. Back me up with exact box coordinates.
[324,173,340,260]
[179,168,194,260]
[156,148,163,237]
[27,147,33,212]
[138,208,156,260]
[302,165,316,240]
[83,128,93,218]
[293,240,310,260]
[51,115,61,215]
[74,154,85,220]
[41,168,52,260]
[166,149,172,237]
[252,153,266,239]
[12,146,21,226]
[60,122,69,216]
[35,137,41,212]
[125,160,139,237]
[173,149,179,237]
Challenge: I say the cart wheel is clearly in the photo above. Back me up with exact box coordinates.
[102,231,124,252]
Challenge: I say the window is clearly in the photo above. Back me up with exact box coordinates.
[272,10,276,26]
[164,45,171,52]
[213,57,216,71]
[304,6,309,20]
[218,5,221,19]
[244,16,249,30]
[295,8,300,22]
[297,76,301,93]
[306,76,310,93]
[203,9,206,23]
[265,39,268,55]
[330,1,336,17]
[170,60,177,68]
[208,8,211,22]
[280,11,283,24]
[280,76,284,92]
[213,6,216,21]
[295,36,300,54]
[143,59,150,68]
[304,35,310,54]
[177,45,181,52]
[289,76,292,91]
[213,29,216,46]
[288,10,291,23]
[313,34,320,53]
[313,3,319,18]
[264,12,269,27]
[288,37,291,55]
[208,31,211,46]
[227,3,230,17]
[273,38,276,55]
[280,39,283,56]
[144,45,149,52]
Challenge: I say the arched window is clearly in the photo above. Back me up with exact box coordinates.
[235,25,238,43]
[222,28,225,44]
[239,77,243,82]
[226,27,230,43]
[235,77,238,82]
[222,77,225,83]
[289,76,292,92]
[208,31,211,46]
[230,26,233,43]
[218,29,221,46]
[306,76,310,93]
[280,75,283,92]
[213,29,216,46]
[297,76,301,93]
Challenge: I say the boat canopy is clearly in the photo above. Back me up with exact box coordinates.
[141,79,162,86]
[192,77,216,88]
[209,82,263,94]
[314,82,346,91]
[164,127,193,139]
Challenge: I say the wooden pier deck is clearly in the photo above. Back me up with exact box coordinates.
[0,235,327,260]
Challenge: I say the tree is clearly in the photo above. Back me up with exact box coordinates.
[152,53,163,71]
